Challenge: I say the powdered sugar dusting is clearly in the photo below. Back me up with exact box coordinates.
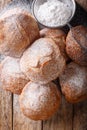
[26,39,53,67]
[0,8,22,19]
[1,57,27,84]
[60,62,87,91]
[20,38,65,84]
[21,82,58,111]
[2,57,21,74]
[68,72,85,89]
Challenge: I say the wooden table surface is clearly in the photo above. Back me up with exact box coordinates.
[0,0,87,130]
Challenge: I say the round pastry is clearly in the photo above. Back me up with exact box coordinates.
[59,62,87,103]
[19,81,61,120]
[20,38,66,84]
[0,8,39,58]
[66,25,87,66]
[40,28,69,61]
[0,56,29,94]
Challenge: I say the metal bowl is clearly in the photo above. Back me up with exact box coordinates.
[32,0,76,28]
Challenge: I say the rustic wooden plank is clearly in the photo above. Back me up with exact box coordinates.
[73,101,87,130]
[0,85,12,130]
[13,95,42,130]
[43,96,73,130]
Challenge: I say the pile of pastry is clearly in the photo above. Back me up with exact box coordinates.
[0,7,87,121]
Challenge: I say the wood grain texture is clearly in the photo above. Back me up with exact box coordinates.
[0,86,12,130]
[73,101,87,130]
[13,95,42,130]
[43,96,73,130]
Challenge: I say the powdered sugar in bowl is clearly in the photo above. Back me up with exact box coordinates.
[32,0,76,28]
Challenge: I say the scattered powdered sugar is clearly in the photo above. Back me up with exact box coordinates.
[22,82,57,111]
[27,39,53,67]
[61,63,87,91]
[69,65,86,91]
[0,8,23,20]
[36,0,72,27]
[1,57,24,84]
[2,57,20,74]
[68,72,86,90]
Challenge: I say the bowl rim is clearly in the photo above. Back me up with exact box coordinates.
[32,0,76,28]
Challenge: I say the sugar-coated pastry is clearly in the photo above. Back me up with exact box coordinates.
[40,28,69,61]
[0,56,29,94]
[19,81,61,120]
[0,8,39,58]
[59,62,87,103]
[20,38,66,84]
[66,25,87,66]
